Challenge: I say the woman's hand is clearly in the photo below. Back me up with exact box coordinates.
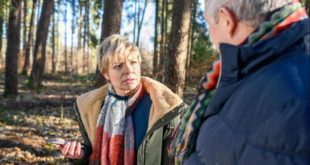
[58,141,84,159]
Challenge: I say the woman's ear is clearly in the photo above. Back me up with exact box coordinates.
[103,72,109,81]
[218,7,237,37]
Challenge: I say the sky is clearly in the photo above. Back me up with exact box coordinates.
[57,0,204,52]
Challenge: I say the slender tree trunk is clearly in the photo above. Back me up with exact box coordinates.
[133,0,137,43]
[136,0,147,46]
[22,0,27,66]
[70,0,75,73]
[22,0,36,75]
[187,0,197,69]
[85,0,89,73]
[77,0,82,49]
[64,0,68,74]
[153,0,159,74]
[159,0,166,68]
[55,0,60,73]
[96,0,123,87]
[52,0,56,73]
[166,0,191,97]
[0,9,4,69]
[4,0,21,96]
[82,0,87,72]
[29,0,54,88]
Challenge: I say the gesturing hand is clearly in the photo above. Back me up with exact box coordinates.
[59,141,84,159]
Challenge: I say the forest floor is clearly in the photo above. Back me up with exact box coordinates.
[0,63,208,164]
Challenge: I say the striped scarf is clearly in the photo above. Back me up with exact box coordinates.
[89,83,144,165]
[169,1,308,163]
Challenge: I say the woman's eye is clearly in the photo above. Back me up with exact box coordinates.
[113,64,123,69]
[130,60,138,64]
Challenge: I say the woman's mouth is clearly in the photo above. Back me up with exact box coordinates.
[123,78,136,84]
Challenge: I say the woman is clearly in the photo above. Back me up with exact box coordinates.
[58,34,187,165]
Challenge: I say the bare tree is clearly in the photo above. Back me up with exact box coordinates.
[29,0,54,88]
[166,0,191,97]
[4,0,21,96]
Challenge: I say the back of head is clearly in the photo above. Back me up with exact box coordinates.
[204,0,291,28]
[97,34,141,73]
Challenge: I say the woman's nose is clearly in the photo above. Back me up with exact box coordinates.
[124,62,133,73]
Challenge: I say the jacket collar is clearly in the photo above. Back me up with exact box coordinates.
[219,19,309,84]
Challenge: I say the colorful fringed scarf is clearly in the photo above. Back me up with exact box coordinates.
[89,83,144,165]
[169,1,308,163]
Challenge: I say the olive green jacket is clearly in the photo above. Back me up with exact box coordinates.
[72,77,187,165]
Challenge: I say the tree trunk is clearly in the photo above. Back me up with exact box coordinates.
[133,0,137,43]
[85,0,89,73]
[0,9,4,69]
[51,0,56,73]
[159,0,167,69]
[4,0,21,96]
[136,0,147,46]
[100,0,122,42]
[187,0,197,69]
[23,0,27,53]
[29,0,54,88]
[22,0,36,75]
[153,0,159,74]
[64,0,68,74]
[70,0,75,73]
[166,0,191,97]
[77,0,83,49]
[95,0,123,87]
[82,0,87,73]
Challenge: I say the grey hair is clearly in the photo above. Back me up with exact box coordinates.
[97,34,141,73]
[204,0,291,28]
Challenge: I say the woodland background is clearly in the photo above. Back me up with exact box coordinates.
[0,0,309,164]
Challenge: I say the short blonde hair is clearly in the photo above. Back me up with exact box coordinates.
[97,34,141,73]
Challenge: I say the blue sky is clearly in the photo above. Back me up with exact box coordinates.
[57,0,204,52]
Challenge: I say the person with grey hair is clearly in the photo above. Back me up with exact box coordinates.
[55,34,187,164]
[170,0,309,164]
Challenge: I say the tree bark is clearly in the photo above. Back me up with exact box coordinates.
[22,0,36,75]
[51,0,56,73]
[95,0,123,87]
[0,8,4,69]
[136,0,147,46]
[70,0,75,73]
[22,0,27,55]
[166,0,191,97]
[153,0,159,74]
[100,0,122,42]
[64,0,68,74]
[29,0,54,88]
[4,0,21,96]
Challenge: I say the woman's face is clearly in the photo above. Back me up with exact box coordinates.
[103,52,141,96]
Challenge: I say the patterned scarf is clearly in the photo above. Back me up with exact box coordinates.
[89,83,144,165]
[169,1,308,163]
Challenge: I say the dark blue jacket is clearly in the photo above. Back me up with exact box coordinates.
[184,19,310,165]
